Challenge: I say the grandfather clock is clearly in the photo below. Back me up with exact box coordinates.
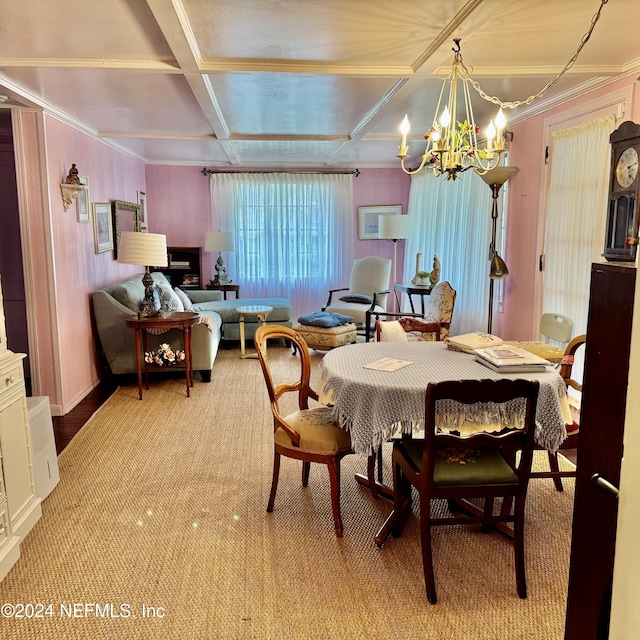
[603,121,640,261]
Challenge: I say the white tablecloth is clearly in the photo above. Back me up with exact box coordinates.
[318,341,571,455]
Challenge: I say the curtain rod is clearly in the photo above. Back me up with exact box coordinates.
[202,168,360,177]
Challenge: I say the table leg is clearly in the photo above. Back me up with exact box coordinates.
[133,329,143,400]
[239,312,247,358]
[257,312,268,357]
[183,326,191,397]
[141,331,150,391]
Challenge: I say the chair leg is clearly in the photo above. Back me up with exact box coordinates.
[480,497,494,533]
[377,444,383,483]
[547,451,564,492]
[326,458,344,537]
[419,501,437,604]
[513,494,528,599]
[302,461,311,487]
[267,451,281,513]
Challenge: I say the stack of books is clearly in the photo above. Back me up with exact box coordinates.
[474,346,551,373]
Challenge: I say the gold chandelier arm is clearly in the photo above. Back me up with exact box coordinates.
[400,155,431,176]
[466,0,609,109]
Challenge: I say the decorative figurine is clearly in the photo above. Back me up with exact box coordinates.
[411,252,423,285]
[429,255,441,286]
[213,255,231,285]
[65,163,81,185]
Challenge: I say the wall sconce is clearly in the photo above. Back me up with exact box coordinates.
[60,163,84,211]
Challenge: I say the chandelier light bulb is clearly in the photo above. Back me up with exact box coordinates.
[398,114,411,158]
[400,115,411,135]
[439,105,451,128]
[486,120,496,140]
[495,108,506,129]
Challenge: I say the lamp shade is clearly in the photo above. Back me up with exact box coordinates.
[490,253,509,279]
[480,165,519,187]
[378,215,412,240]
[205,231,235,253]
[118,231,168,267]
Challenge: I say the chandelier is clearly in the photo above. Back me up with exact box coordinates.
[398,0,609,180]
[398,39,505,181]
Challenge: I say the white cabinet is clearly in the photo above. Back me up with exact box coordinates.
[0,351,42,582]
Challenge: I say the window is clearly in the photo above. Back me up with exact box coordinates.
[210,172,354,318]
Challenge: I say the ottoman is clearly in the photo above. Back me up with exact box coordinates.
[294,323,357,351]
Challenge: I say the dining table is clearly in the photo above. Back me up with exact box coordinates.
[318,341,572,488]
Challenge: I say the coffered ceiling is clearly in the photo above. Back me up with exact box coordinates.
[0,0,637,168]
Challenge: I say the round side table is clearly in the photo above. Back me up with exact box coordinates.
[237,305,273,359]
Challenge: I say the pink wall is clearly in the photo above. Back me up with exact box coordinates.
[353,170,411,292]
[144,166,412,289]
[499,75,640,340]
[144,166,214,281]
[41,116,146,411]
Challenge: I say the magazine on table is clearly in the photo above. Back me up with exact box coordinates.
[446,332,503,353]
[474,346,551,372]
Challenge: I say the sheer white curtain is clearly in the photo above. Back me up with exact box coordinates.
[543,116,615,335]
[404,171,492,335]
[210,172,354,319]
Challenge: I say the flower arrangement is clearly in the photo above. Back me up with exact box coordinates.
[625,236,638,248]
[424,119,492,167]
[145,343,185,366]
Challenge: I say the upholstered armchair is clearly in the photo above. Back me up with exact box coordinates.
[322,256,392,341]
[421,281,457,340]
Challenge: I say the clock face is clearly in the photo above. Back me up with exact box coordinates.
[616,146,639,189]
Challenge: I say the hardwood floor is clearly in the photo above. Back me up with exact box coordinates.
[51,377,118,454]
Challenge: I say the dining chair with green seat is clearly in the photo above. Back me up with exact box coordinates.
[376,378,540,604]
[531,333,585,490]
[370,314,442,486]
[254,324,354,537]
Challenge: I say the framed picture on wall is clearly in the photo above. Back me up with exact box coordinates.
[358,204,402,239]
[77,175,90,222]
[137,190,147,230]
[93,202,113,254]
[112,200,141,258]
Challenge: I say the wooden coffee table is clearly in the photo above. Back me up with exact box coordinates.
[126,311,200,399]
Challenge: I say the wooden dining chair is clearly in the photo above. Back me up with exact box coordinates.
[371,313,442,486]
[254,324,354,536]
[531,334,586,490]
[375,378,540,604]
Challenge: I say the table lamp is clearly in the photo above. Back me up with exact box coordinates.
[378,215,412,283]
[118,231,168,317]
[205,231,235,285]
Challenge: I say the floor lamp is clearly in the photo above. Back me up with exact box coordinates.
[480,166,519,334]
[378,214,412,284]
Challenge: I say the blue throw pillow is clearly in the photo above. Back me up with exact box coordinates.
[298,311,354,328]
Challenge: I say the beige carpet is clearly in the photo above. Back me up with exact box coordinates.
[0,343,576,640]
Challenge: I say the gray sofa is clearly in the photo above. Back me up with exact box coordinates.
[92,272,292,381]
